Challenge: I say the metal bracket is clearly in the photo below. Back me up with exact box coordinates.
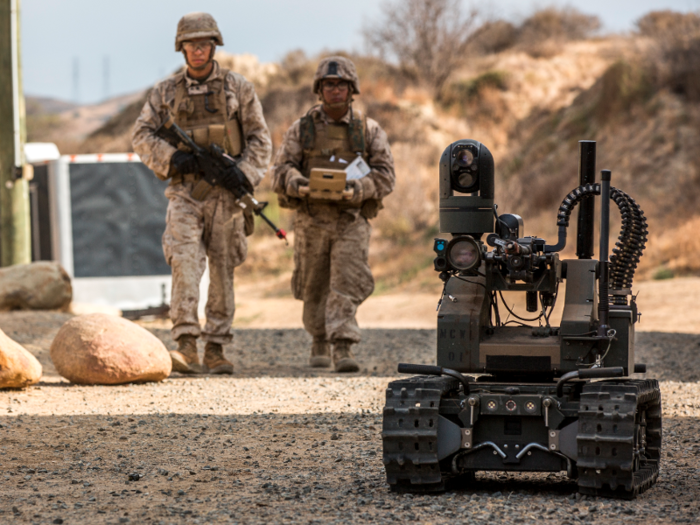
[515,442,549,460]
[548,429,560,451]
[461,428,473,449]
[467,395,479,426]
[474,441,507,459]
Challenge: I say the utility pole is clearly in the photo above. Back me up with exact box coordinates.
[0,0,31,267]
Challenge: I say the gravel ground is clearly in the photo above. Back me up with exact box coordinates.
[0,311,699,524]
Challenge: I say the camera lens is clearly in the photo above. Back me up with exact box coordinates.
[458,172,477,188]
[456,149,474,167]
[447,237,481,271]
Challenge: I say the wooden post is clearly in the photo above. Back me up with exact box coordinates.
[0,0,30,266]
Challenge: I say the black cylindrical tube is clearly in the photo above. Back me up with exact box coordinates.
[526,291,538,312]
[598,170,611,335]
[576,141,596,259]
[398,363,442,375]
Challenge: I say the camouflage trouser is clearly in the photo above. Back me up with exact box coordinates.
[162,182,247,344]
[292,206,374,343]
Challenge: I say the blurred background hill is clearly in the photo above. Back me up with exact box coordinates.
[26,6,700,298]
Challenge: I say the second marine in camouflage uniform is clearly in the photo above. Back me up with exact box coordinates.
[272,56,395,372]
[132,13,272,374]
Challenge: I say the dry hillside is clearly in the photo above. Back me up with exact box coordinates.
[27,9,700,296]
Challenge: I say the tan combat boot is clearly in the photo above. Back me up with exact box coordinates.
[170,335,204,374]
[310,337,331,368]
[203,342,234,375]
[332,339,359,373]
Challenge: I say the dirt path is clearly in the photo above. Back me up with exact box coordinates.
[231,277,700,332]
[0,277,699,524]
[0,378,698,525]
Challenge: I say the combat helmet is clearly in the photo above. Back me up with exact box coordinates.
[175,12,224,51]
[313,56,361,95]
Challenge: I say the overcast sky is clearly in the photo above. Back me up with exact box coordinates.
[21,0,700,104]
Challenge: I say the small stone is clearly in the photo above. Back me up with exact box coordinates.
[128,473,141,481]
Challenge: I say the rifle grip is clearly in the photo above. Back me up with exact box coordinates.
[191,179,213,201]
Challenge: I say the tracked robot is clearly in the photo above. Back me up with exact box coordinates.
[382,140,661,499]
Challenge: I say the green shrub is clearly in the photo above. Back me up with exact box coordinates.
[468,20,518,54]
[652,266,674,280]
[636,10,700,101]
[446,70,509,105]
[517,7,600,57]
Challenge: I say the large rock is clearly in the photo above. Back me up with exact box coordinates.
[0,329,42,389]
[0,261,72,311]
[50,313,171,385]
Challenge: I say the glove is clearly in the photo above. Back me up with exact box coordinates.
[349,177,376,205]
[221,164,254,195]
[171,151,198,175]
[285,171,308,198]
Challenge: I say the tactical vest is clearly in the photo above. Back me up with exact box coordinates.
[170,67,254,235]
[282,107,383,218]
[171,67,244,160]
[299,108,367,178]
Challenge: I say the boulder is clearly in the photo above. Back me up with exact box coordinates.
[0,261,72,311]
[0,329,42,389]
[50,313,171,385]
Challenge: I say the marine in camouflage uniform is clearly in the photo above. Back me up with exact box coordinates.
[271,56,395,372]
[132,12,272,374]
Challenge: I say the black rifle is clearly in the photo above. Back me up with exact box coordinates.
[155,115,288,243]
